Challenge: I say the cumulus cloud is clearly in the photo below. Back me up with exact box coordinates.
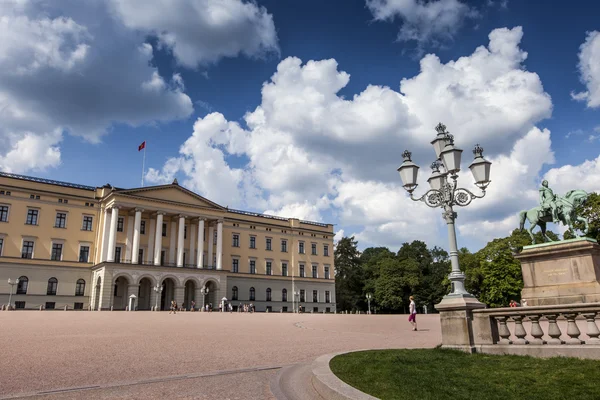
[0,1,195,172]
[544,155,600,195]
[149,26,560,249]
[366,0,478,48]
[108,0,279,67]
[0,0,279,174]
[457,127,554,240]
[0,129,62,173]
[572,31,600,108]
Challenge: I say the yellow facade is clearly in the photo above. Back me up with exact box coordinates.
[0,172,336,312]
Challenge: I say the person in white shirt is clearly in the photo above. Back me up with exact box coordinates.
[408,296,417,331]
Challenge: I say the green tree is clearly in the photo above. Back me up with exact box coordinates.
[334,236,363,311]
[475,229,531,307]
[360,247,395,310]
[459,247,482,298]
[416,246,450,311]
[374,257,420,312]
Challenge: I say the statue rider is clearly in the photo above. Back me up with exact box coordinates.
[539,180,559,223]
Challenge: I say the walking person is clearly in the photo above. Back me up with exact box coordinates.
[408,296,417,331]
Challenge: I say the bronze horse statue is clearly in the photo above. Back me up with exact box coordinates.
[519,189,590,244]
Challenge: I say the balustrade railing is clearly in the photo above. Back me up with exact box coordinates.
[474,303,600,346]
[104,259,218,270]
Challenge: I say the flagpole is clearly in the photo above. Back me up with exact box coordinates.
[141,144,146,187]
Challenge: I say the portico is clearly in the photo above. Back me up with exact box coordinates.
[91,264,226,311]
[96,180,226,270]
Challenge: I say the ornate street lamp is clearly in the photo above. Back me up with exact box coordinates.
[397,123,492,298]
[7,278,18,311]
[153,284,163,311]
[366,293,372,315]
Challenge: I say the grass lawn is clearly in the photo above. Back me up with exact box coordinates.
[329,348,600,400]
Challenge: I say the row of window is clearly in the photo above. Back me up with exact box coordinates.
[0,205,95,231]
[232,234,329,256]
[232,259,331,279]
[13,302,85,310]
[231,287,331,303]
[14,239,91,263]
[13,276,86,296]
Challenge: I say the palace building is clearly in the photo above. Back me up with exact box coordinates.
[0,172,336,312]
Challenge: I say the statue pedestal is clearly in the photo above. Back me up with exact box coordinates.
[516,238,600,305]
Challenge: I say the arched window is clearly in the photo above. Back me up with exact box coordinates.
[47,277,58,295]
[16,276,28,294]
[232,286,238,301]
[75,279,86,296]
[266,288,272,302]
[282,288,287,302]
[249,287,255,301]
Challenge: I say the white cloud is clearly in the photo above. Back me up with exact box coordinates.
[150,27,558,250]
[543,155,600,196]
[366,0,478,48]
[108,0,279,68]
[0,14,90,74]
[0,1,195,171]
[0,0,279,174]
[458,127,555,241]
[572,31,600,108]
[0,129,62,173]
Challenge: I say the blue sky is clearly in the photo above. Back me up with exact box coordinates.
[1,0,599,252]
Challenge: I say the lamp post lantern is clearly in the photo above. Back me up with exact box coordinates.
[366,293,372,315]
[7,278,19,311]
[397,123,492,299]
[153,284,163,311]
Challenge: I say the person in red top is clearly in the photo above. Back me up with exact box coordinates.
[509,300,518,308]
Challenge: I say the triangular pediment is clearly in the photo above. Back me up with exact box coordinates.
[115,184,225,210]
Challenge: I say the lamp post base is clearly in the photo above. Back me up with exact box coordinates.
[435,295,486,353]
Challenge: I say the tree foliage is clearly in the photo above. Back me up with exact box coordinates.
[564,192,600,242]
[334,236,363,311]
[334,221,570,313]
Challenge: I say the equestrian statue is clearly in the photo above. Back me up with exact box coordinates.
[519,180,590,244]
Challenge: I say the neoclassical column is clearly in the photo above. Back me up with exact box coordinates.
[131,208,144,264]
[189,222,196,267]
[154,212,165,265]
[208,222,214,268]
[147,218,156,264]
[216,219,223,270]
[100,207,111,262]
[106,206,120,262]
[169,219,177,264]
[197,218,205,268]
[125,215,135,261]
[177,215,186,267]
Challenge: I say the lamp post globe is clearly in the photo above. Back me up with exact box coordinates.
[469,144,492,189]
[398,123,492,299]
[397,151,419,193]
[430,124,448,158]
[439,136,463,174]
[427,160,447,191]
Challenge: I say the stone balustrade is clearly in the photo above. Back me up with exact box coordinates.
[468,303,600,359]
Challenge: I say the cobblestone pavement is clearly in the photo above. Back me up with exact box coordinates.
[0,312,442,399]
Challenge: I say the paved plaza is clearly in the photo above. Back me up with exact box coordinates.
[0,312,442,399]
